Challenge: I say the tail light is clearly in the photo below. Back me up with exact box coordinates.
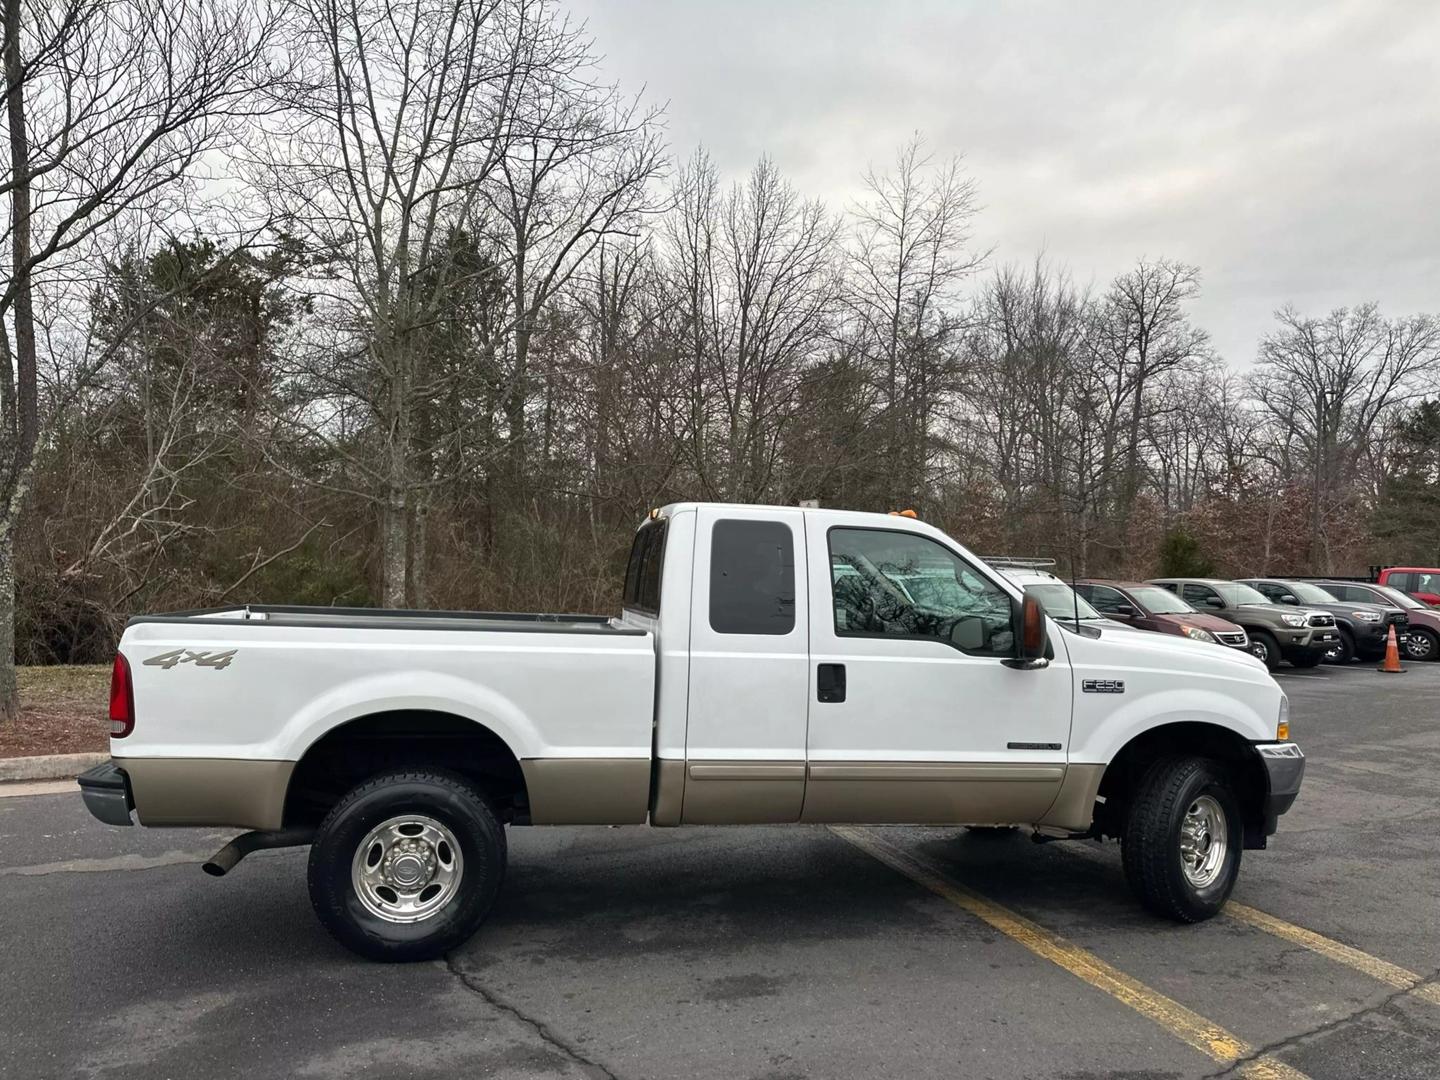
[109,652,135,738]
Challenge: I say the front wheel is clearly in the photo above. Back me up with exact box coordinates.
[1404,628,1439,662]
[1122,757,1242,923]
[307,769,506,962]
[1323,628,1354,665]
[1248,630,1281,671]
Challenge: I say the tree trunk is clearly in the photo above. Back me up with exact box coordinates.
[0,538,17,723]
[382,490,408,608]
[2,0,38,724]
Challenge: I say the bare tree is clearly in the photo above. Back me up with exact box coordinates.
[479,33,664,484]
[1090,258,1209,548]
[257,0,661,607]
[667,152,840,502]
[0,0,271,720]
[846,134,984,508]
[1253,304,1440,570]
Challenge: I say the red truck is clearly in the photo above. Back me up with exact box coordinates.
[1376,567,1440,607]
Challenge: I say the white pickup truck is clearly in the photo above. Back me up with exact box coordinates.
[80,502,1304,961]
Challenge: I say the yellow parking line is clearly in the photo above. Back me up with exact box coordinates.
[832,827,1309,1080]
[1225,902,1440,1006]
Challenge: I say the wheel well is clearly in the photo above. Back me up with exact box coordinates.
[283,711,530,828]
[1094,722,1268,848]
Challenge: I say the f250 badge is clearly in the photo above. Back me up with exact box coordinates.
[143,649,236,671]
[1082,678,1125,694]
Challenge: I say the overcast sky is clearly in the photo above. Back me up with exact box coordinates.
[567,0,1440,366]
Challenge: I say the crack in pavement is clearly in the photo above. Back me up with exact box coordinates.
[442,953,621,1080]
[1202,967,1440,1079]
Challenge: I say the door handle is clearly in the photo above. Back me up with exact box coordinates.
[817,663,846,703]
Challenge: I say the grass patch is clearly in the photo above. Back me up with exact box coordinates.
[1,664,111,759]
[18,664,110,706]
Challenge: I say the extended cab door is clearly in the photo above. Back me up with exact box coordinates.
[681,507,809,823]
[802,521,1073,824]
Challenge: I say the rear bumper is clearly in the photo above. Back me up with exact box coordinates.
[77,761,134,827]
[1258,742,1305,835]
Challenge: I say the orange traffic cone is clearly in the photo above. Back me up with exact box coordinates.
[1378,625,1405,674]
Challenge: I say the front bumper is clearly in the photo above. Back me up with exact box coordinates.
[1280,628,1336,658]
[1258,742,1305,835]
[77,760,134,827]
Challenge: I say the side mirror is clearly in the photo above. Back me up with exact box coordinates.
[1114,604,1138,619]
[1205,597,1225,609]
[1280,594,1298,605]
[1003,589,1050,670]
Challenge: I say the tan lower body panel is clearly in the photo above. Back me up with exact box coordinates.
[650,758,685,826]
[681,761,805,824]
[801,761,1065,825]
[1035,762,1106,833]
[119,757,294,830]
[521,757,651,825]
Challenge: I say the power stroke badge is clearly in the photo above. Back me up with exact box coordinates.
[1082,678,1125,694]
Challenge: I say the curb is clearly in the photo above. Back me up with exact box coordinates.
[0,751,108,783]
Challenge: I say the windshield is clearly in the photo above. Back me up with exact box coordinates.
[1286,582,1339,604]
[1216,582,1271,605]
[1373,584,1422,610]
[1127,585,1196,614]
[1026,583,1105,622]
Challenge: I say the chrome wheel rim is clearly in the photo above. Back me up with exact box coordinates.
[1405,634,1434,660]
[351,814,463,924]
[1179,795,1228,889]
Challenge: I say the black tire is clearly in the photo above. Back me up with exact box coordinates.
[1248,630,1281,671]
[1121,757,1242,923]
[1291,651,1324,669]
[307,769,506,962]
[1404,628,1439,662]
[1323,628,1354,665]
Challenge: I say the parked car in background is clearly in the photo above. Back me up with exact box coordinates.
[1318,581,1440,662]
[1075,580,1254,656]
[1376,567,1440,607]
[1148,578,1338,671]
[1236,578,1405,665]
[989,563,1123,629]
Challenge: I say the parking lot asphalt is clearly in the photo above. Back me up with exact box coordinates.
[2,661,1438,1080]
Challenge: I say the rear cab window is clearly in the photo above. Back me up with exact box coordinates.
[623,516,668,617]
[709,519,796,635]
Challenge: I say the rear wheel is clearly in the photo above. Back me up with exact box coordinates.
[1248,630,1281,671]
[1403,628,1438,662]
[1122,757,1242,923]
[307,769,506,962]
[1323,628,1354,665]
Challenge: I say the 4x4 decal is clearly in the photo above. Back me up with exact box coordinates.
[143,649,237,671]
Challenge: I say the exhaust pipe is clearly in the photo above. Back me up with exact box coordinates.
[202,828,315,877]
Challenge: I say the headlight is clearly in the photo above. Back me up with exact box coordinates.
[1280,613,1307,627]
[1277,695,1290,741]
[1351,610,1381,622]
[1180,625,1217,643]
